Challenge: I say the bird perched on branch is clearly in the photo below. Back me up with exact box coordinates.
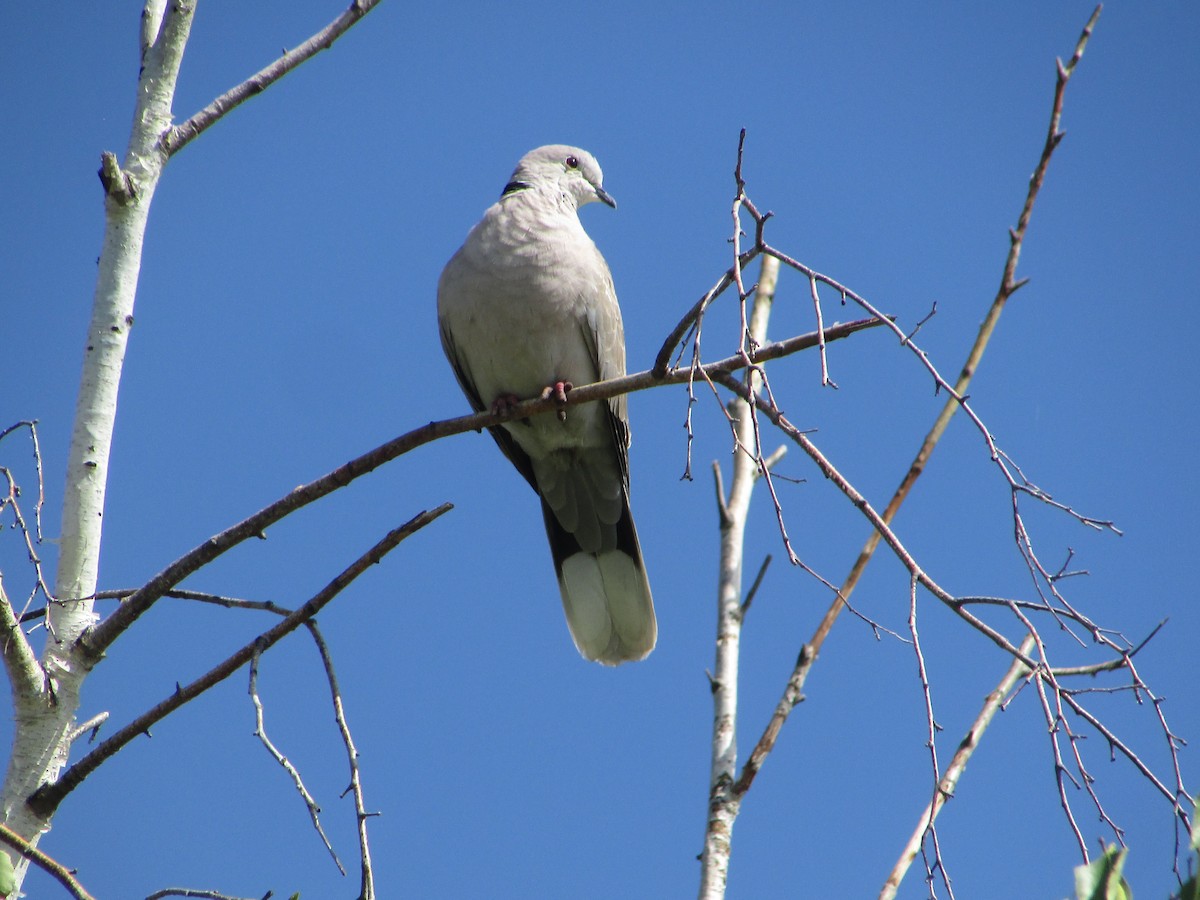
[437,145,656,665]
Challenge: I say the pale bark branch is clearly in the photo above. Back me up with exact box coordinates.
[698,135,779,897]
[0,578,42,700]
[705,12,1111,894]
[1,3,198,880]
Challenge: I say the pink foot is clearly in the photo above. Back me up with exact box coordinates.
[491,394,522,416]
[541,381,573,421]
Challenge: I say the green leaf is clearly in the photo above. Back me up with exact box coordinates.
[0,851,16,896]
[1179,794,1200,900]
[1073,845,1131,900]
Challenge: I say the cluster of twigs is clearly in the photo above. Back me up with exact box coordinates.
[683,7,1192,898]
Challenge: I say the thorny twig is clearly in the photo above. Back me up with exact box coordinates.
[306,622,378,900]
[0,421,55,616]
[0,822,95,900]
[29,505,451,819]
[249,643,345,875]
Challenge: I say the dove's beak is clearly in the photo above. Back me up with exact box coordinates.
[595,186,617,209]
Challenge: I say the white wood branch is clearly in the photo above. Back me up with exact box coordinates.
[0,1,195,886]
[698,253,780,899]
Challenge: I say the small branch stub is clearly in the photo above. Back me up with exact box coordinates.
[97,152,136,205]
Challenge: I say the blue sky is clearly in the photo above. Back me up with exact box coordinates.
[3,2,1198,898]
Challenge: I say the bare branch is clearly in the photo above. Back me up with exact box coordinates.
[738,555,772,619]
[66,712,109,746]
[78,316,880,665]
[879,634,1036,899]
[162,0,386,156]
[29,505,451,819]
[731,644,810,798]
[145,890,261,900]
[306,622,377,900]
[715,20,1111,876]
[0,577,43,700]
[0,822,95,900]
[249,645,345,874]
[698,178,780,896]
[806,274,837,388]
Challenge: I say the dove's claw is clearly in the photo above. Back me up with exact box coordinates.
[491,394,522,416]
[541,381,573,421]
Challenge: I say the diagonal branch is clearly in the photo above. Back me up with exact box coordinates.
[879,634,1037,899]
[78,317,881,665]
[0,823,95,900]
[249,646,344,874]
[28,505,450,819]
[712,369,1031,660]
[162,0,386,156]
[306,622,377,900]
[0,578,42,700]
[721,6,1105,841]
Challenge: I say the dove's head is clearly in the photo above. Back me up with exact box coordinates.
[506,145,616,211]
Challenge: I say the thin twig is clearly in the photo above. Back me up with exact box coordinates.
[739,556,772,618]
[162,0,385,156]
[879,634,1037,899]
[249,644,345,874]
[306,622,377,900]
[145,890,263,900]
[806,274,837,388]
[720,11,1122,892]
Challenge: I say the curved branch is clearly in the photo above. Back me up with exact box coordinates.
[0,823,95,900]
[77,317,881,664]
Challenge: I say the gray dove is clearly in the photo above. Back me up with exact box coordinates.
[437,145,656,665]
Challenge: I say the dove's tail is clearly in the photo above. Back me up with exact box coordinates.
[541,494,656,665]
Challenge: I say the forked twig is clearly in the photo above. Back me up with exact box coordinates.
[249,644,345,874]
[29,506,451,819]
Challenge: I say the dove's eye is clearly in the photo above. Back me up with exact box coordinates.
[565,155,579,169]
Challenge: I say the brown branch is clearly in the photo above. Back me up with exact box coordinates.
[306,622,377,900]
[880,634,1038,899]
[145,890,260,900]
[738,555,772,619]
[653,248,763,375]
[77,316,880,665]
[249,646,344,874]
[711,369,1031,662]
[731,644,810,797]
[29,505,450,819]
[731,4,1105,802]
[162,0,385,156]
[98,589,377,895]
[0,822,95,900]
